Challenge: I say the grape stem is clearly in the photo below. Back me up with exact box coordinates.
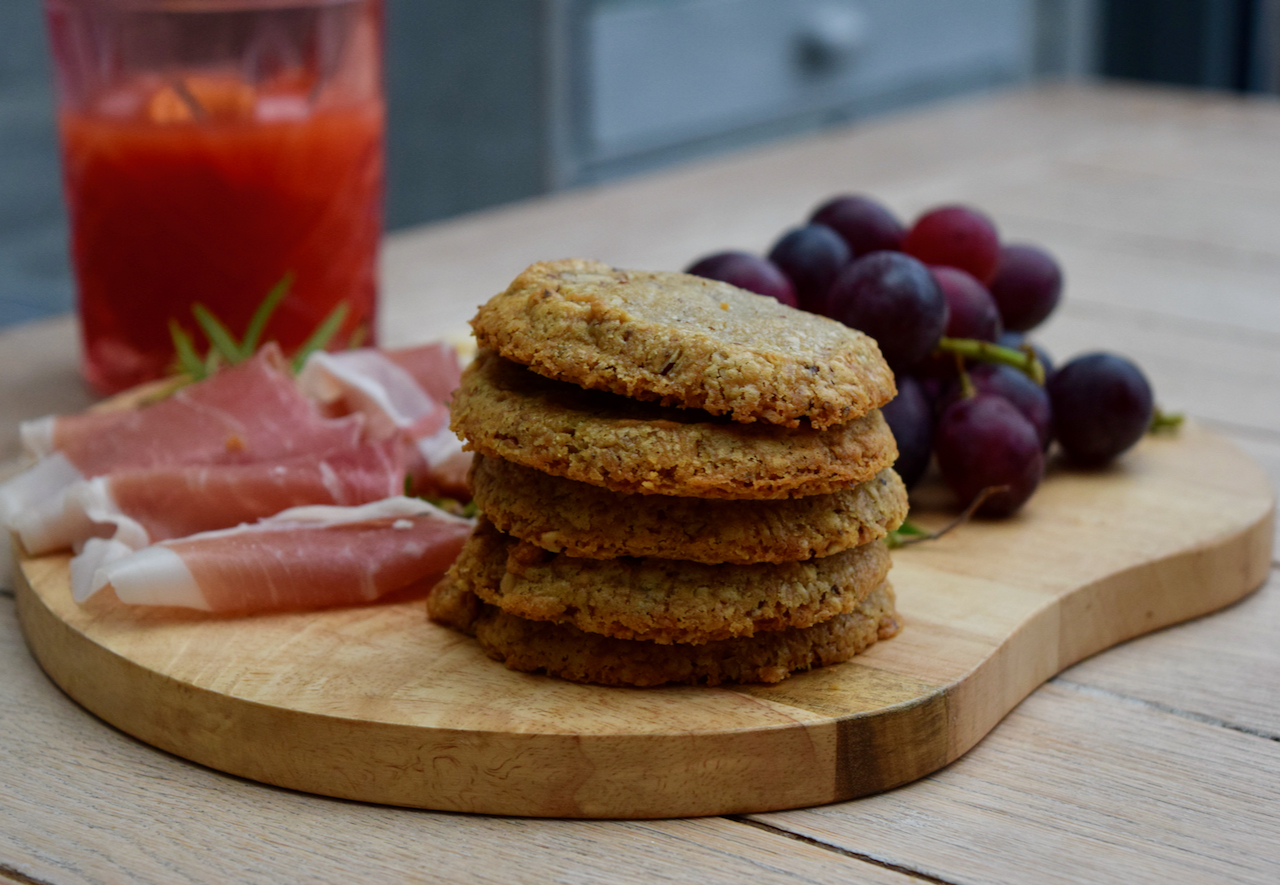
[935,338,1045,385]
[956,355,976,400]
[886,485,1011,548]
[1149,407,1184,433]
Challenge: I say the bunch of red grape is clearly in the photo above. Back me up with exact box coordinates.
[686,195,1161,517]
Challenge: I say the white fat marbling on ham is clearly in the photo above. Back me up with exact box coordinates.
[19,415,57,460]
[0,452,81,528]
[297,349,449,440]
[17,441,408,561]
[72,537,155,603]
[1,344,365,565]
[17,477,146,558]
[297,344,470,496]
[96,546,206,608]
[94,497,472,612]
[1,452,84,589]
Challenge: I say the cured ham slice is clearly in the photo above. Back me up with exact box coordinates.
[22,343,364,474]
[382,341,465,404]
[2,342,471,598]
[297,348,450,441]
[1,344,366,570]
[90,497,473,612]
[0,452,80,529]
[297,346,470,498]
[14,441,409,560]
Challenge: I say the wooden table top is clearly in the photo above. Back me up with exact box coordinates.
[3,83,1279,884]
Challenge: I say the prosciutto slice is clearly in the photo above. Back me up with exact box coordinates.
[14,440,409,559]
[297,346,470,498]
[21,343,364,473]
[1,344,366,570]
[382,341,464,404]
[90,497,473,612]
[297,348,450,441]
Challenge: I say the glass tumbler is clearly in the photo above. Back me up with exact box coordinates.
[43,0,385,394]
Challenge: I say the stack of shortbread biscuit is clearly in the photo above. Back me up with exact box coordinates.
[428,258,908,686]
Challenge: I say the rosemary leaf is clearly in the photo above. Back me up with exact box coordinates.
[291,301,349,372]
[241,272,293,357]
[168,320,207,380]
[192,303,245,364]
[203,346,222,378]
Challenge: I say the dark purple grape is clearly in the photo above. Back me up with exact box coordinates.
[935,394,1044,517]
[941,364,1052,450]
[825,251,947,371]
[766,224,850,313]
[809,195,905,257]
[903,205,1001,284]
[685,251,798,307]
[997,330,1055,382]
[931,265,1002,341]
[916,374,945,414]
[989,244,1062,332]
[881,375,933,490]
[1048,352,1153,466]
[909,266,1002,384]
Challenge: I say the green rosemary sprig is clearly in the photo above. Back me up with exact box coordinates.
[167,274,350,382]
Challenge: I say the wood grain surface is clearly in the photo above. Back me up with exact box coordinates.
[13,422,1272,818]
[5,84,1280,883]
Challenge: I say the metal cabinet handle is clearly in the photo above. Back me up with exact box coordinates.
[796,3,869,75]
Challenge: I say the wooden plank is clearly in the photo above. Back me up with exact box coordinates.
[12,423,1272,817]
[1225,435,1280,555]
[963,154,1280,263]
[750,681,1280,885]
[1059,568,1280,738]
[0,596,918,885]
[1045,112,1280,197]
[990,231,1280,340]
[1031,434,1280,740]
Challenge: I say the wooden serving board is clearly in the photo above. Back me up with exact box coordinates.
[13,423,1274,819]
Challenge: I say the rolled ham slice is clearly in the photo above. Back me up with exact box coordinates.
[14,440,409,560]
[89,497,473,611]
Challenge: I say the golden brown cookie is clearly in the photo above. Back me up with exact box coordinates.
[450,351,897,499]
[447,517,892,644]
[428,575,899,687]
[470,455,908,563]
[470,259,896,429]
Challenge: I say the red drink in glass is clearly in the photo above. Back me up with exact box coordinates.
[44,0,385,394]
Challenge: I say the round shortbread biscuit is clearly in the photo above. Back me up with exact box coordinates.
[470,455,908,564]
[446,517,892,645]
[428,574,899,687]
[450,351,898,499]
[470,259,896,429]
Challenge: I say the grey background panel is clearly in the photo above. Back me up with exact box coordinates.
[384,0,548,228]
[586,0,1033,158]
[0,1,74,328]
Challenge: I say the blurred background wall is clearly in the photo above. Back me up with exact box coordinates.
[2,0,1277,329]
